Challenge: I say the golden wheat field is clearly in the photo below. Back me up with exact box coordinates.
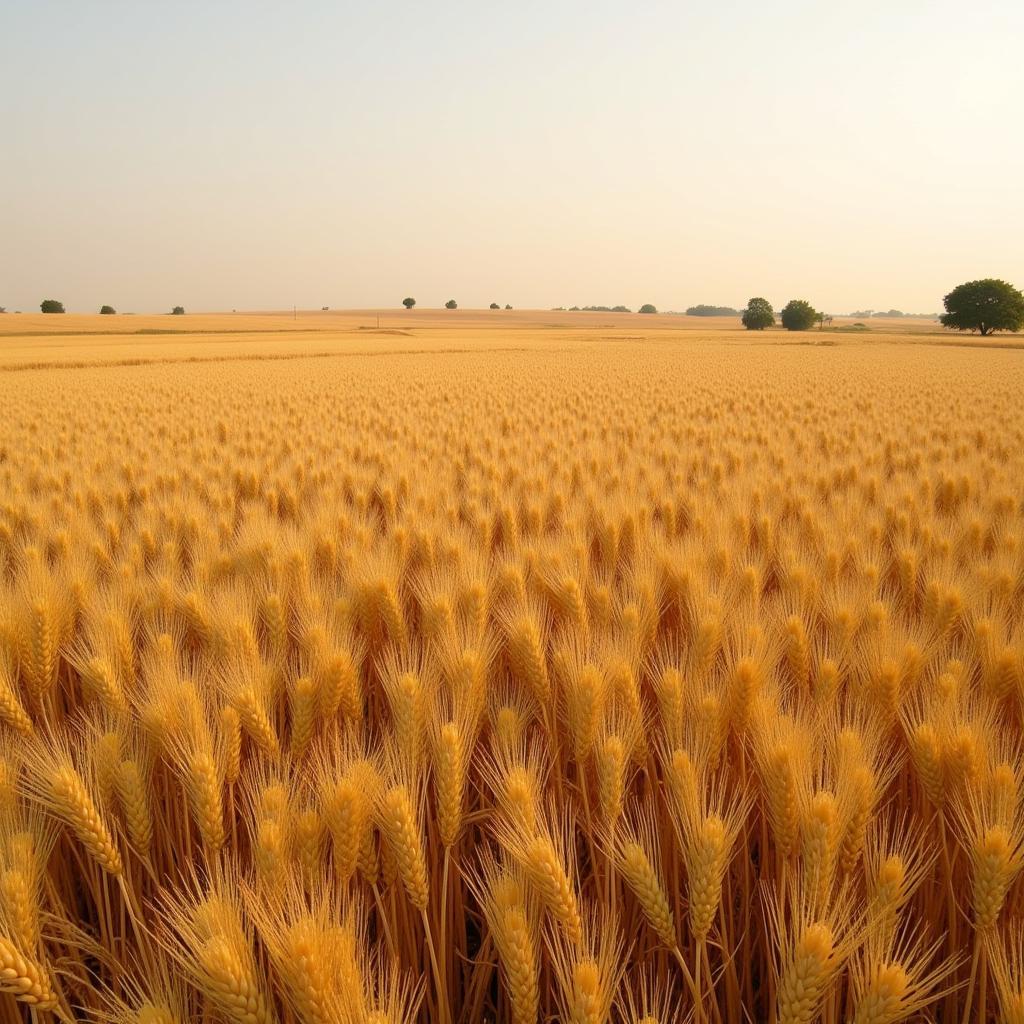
[0,317,1022,1024]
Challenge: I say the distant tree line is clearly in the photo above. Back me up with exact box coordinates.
[849,309,940,319]
[551,305,633,313]
[686,304,739,317]
[13,280,1023,337]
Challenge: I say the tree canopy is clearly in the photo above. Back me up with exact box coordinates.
[100,305,116,315]
[171,306,185,315]
[741,297,774,330]
[489,303,500,309]
[40,299,65,314]
[445,300,457,309]
[402,297,416,309]
[780,299,818,331]
[638,304,657,314]
[940,279,1024,336]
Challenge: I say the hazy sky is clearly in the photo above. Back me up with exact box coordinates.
[3,0,1022,315]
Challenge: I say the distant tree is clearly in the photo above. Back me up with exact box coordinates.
[685,304,739,317]
[489,303,500,309]
[638,304,657,314]
[940,279,1024,336]
[321,306,329,311]
[505,304,512,310]
[402,297,416,309]
[569,306,580,311]
[171,306,185,315]
[445,299,457,309]
[40,299,65,314]
[100,305,116,315]
[0,307,6,314]
[611,306,631,313]
[780,299,818,331]
[741,297,774,330]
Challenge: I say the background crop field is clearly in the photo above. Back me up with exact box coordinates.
[0,308,999,372]
[0,318,1022,1023]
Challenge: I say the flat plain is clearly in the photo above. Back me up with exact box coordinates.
[0,310,1022,1023]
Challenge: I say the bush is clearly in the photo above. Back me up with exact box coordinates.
[445,300,457,310]
[489,303,500,310]
[505,304,512,310]
[638,304,657,314]
[40,299,65,314]
[402,297,416,309]
[940,279,1024,335]
[780,299,818,331]
[100,305,116,315]
[171,306,185,316]
[741,297,774,330]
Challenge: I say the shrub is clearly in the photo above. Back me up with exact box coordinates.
[780,299,818,331]
[490,303,500,310]
[100,305,116,315]
[40,299,65,314]
[638,304,657,314]
[505,304,512,310]
[171,306,185,316]
[445,300,458,310]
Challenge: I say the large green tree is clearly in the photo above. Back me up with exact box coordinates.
[780,299,818,331]
[940,279,1024,335]
[40,299,65,313]
[742,297,774,330]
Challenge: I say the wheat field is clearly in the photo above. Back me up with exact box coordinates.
[0,322,1022,1023]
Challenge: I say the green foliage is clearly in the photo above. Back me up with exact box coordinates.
[171,306,185,315]
[685,304,738,316]
[741,297,774,330]
[40,299,65,314]
[402,297,416,309]
[940,279,1024,336]
[505,304,512,310]
[100,305,116,315]
[638,304,657,314]
[489,303,500,309]
[445,299,457,309]
[780,299,818,331]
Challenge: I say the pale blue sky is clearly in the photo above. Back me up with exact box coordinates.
[2,0,1022,314]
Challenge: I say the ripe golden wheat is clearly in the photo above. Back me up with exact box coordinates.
[0,340,1021,1022]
